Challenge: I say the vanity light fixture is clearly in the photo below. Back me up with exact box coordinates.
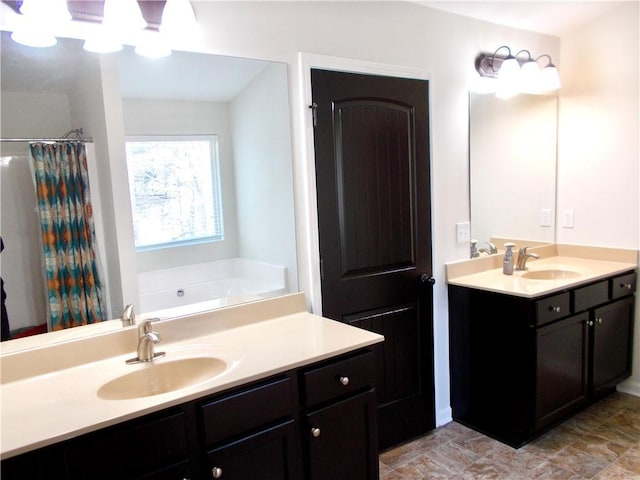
[5,0,198,58]
[475,45,561,96]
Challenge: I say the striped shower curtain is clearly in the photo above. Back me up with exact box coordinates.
[30,142,106,330]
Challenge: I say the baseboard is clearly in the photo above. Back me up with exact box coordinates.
[435,405,453,428]
[617,379,640,397]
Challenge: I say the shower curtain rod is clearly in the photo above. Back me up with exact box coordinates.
[0,137,94,143]
[0,128,93,144]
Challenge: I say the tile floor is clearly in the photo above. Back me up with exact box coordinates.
[379,392,640,479]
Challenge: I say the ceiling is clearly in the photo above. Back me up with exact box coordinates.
[0,31,271,102]
[418,1,625,37]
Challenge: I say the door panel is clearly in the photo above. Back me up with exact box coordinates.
[311,68,434,449]
[335,100,415,277]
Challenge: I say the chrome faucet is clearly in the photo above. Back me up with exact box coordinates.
[121,304,136,327]
[478,241,498,255]
[126,319,166,364]
[516,247,540,271]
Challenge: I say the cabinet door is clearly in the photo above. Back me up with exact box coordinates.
[65,409,190,480]
[536,313,589,430]
[592,297,635,395]
[206,421,299,480]
[0,444,66,480]
[305,390,378,480]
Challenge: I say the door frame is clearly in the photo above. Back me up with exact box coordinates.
[296,52,432,316]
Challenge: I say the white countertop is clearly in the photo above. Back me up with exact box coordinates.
[446,244,638,298]
[448,256,636,297]
[0,293,384,458]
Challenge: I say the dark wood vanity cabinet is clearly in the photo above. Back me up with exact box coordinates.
[449,271,636,448]
[200,375,301,480]
[300,351,378,480]
[1,348,379,480]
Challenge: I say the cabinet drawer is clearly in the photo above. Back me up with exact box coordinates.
[611,272,636,299]
[535,292,571,326]
[573,280,609,312]
[200,376,293,446]
[302,351,374,407]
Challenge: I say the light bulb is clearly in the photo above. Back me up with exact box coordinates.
[103,0,146,36]
[11,0,70,48]
[19,0,70,23]
[540,65,561,91]
[520,60,542,94]
[83,28,123,54]
[135,30,172,58]
[496,56,520,98]
[160,0,198,39]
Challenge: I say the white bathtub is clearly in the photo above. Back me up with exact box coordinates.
[138,259,286,316]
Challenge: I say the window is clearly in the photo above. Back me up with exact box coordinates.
[125,135,224,250]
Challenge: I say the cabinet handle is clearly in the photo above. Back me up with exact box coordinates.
[596,317,603,324]
[587,320,594,326]
[621,283,632,290]
[311,427,321,438]
[548,306,561,313]
[212,467,223,478]
[339,376,350,386]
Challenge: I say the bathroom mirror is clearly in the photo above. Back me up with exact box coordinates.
[0,32,298,341]
[469,92,558,252]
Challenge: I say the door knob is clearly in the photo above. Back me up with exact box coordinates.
[420,274,435,285]
[212,467,223,478]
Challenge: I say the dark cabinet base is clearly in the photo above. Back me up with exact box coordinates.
[1,349,379,480]
[449,271,635,449]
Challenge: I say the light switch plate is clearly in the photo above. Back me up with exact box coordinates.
[540,209,552,227]
[456,221,471,243]
[562,209,575,228]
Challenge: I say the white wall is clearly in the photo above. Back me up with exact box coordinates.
[557,2,640,394]
[230,63,298,292]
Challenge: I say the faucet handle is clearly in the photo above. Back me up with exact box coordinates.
[138,319,157,337]
[121,304,136,327]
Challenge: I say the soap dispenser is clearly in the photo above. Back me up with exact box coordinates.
[503,243,515,275]
[470,239,479,258]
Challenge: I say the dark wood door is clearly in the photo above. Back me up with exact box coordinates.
[311,68,435,449]
[535,313,589,429]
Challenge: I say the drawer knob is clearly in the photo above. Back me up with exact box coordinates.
[549,306,561,313]
[212,467,223,478]
[621,283,632,290]
[339,376,350,386]
[311,427,321,438]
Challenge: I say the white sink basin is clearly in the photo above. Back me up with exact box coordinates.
[97,357,228,400]
[521,269,582,280]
